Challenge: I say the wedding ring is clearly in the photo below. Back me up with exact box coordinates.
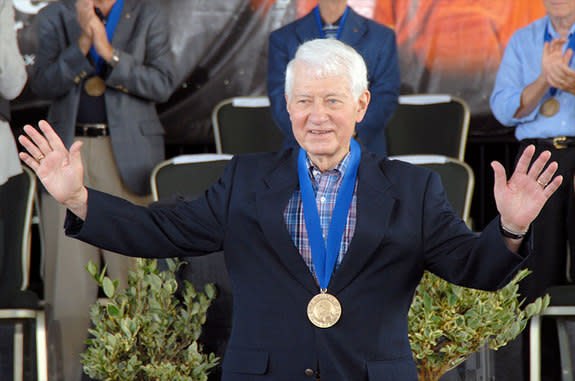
[36,154,45,161]
[536,179,547,188]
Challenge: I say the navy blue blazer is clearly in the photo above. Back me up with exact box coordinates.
[67,148,527,380]
[267,8,400,155]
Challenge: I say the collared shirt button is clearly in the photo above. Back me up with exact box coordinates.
[562,121,566,126]
[320,196,326,202]
[304,368,314,377]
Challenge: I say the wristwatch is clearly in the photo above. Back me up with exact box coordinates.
[108,48,120,68]
[499,220,527,240]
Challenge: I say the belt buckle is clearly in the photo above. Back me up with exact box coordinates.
[553,136,567,149]
[78,125,89,136]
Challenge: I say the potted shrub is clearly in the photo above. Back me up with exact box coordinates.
[81,258,219,381]
[409,269,550,381]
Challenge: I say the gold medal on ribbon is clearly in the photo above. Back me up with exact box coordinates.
[540,98,560,117]
[307,291,342,328]
[84,76,106,97]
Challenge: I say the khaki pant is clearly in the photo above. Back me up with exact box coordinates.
[41,136,151,381]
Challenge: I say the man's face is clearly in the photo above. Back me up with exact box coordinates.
[544,0,575,20]
[286,63,369,169]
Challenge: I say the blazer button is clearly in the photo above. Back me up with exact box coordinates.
[304,368,314,377]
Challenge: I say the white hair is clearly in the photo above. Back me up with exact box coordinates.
[285,39,368,101]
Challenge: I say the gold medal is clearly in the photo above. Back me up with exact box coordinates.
[84,76,106,97]
[540,98,560,117]
[307,291,342,328]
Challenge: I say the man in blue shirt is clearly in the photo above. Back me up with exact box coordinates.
[490,1,575,379]
[267,0,400,156]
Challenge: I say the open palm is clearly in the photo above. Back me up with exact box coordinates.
[19,121,87,207]
[492,145,562,233]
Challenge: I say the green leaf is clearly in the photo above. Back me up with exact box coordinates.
[107,304,121,318]
[102,277,116,298]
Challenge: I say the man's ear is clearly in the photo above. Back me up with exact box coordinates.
[285,93,293,120]
[355,90,371,123]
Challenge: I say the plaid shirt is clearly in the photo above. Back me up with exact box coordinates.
[284,153,358,282]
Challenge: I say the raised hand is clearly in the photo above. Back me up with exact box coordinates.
[541,38,566,85]
[19,120,88,219]
[90,16,114,62]
[76,0,96,54]
[547,48,575,95]
[491,145,562,235]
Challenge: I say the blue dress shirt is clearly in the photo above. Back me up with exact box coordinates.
[490,16,575,140]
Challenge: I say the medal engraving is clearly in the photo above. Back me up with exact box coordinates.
[540,98,560,117]
[84,76,106,97]
[307,292,342,328]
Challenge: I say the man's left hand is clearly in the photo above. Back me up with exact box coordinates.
[90,17,114,62]
[492,145,562,234]
[547,48,575,95]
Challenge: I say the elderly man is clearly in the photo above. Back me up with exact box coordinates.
[267,0,399,155]
[490,0,575,379]
[22,39,560,380]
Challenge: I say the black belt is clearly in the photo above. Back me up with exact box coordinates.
[75,123,109,137]
[522,136,575,149]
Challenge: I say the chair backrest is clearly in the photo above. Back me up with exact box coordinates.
[0,166,36,291]
[385,94,470,161]
[389,154,474,226]
[150,153,234,361]
[212,96,284,154]
[150,154,233,201]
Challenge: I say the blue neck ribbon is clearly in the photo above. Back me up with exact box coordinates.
[314,5,350,40]
[297,139,361,290]
[544,21,575,96]
[89,0,124,74]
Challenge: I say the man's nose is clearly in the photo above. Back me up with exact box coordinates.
[309,101,329,124]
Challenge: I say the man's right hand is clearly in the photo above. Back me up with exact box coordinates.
[76,0,95,54]
[541,38,566,84]
[19,120,89,220]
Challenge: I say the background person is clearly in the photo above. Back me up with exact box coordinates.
[0,0,27,185]
[490,0,575,379]
[22,39,561,381]
[267,0,400,155]
[30,0,175,379]
[0,1,27,375]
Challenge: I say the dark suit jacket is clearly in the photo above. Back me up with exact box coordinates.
[67,148,527,380]
[267,8,400,155]
[31,0,176,195]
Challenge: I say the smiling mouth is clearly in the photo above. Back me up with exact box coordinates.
[310,130,331,135]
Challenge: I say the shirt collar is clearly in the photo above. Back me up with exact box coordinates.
[306,151,351,180]
[545,15,575,39]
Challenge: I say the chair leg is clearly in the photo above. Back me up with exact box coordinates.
[556,318,573,381]
[13,322,24,381]
[35,311,48,381]
[530,315,542,381]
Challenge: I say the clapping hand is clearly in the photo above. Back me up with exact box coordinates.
[542,39,575,95]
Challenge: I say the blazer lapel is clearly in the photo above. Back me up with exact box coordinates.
[256,151,319,295]
[110,0,136,49]
[329,153,397,295]
[339,8,368,48]
[62,0,82,43]
[295,11,322,44]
